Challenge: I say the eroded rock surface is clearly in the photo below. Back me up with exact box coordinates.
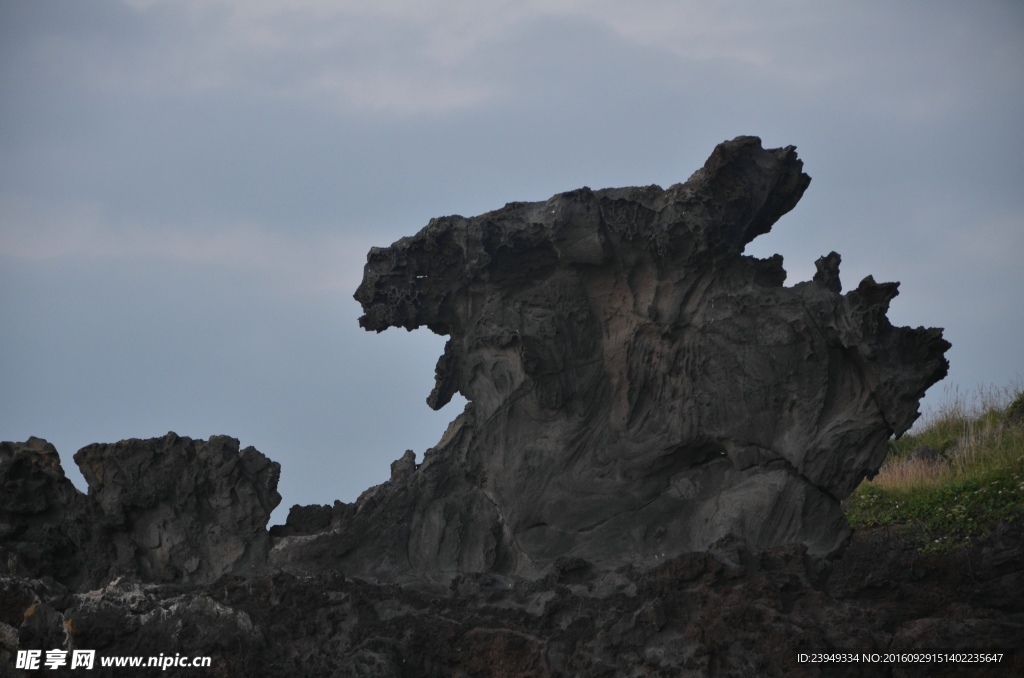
[0,433,280,588]
[74,433,281,584]
[278,136,949,578]
[0,438,97,588]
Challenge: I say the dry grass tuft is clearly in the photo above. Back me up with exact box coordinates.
[844,382,1024,551]
[875,381,1024,491]
[871,456,951,489]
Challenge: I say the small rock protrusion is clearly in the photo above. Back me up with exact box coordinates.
[390,450,417,483]
[813,251,843,293]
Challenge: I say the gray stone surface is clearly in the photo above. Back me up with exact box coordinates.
[74,433,282,584]
[275,136,950,579]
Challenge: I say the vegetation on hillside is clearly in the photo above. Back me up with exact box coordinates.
[843,384,1024,552]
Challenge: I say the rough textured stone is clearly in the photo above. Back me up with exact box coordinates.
[280,136,949,579]
[0,438,96,587]
[3,523,1021,677]
[1,433,280,589]
[74,433,282,585]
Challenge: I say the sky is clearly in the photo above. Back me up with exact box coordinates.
[2,0,1022,525]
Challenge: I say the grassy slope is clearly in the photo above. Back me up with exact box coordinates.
[842,385,1024,552]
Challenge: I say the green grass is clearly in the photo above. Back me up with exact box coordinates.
[842,384,1024,552]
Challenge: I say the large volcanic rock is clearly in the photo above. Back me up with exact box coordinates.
[272,136,950,579]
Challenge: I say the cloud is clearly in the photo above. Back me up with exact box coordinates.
[540,1,1024,124]
[109,0,515,114]
[0,197,372,294]
[10,1,1019,122]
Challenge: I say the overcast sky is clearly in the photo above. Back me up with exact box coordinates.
[2,0,1022,524]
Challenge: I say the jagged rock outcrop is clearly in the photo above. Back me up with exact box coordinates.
[0,433,280,588]
[275,136,950,579]
[0,438,97,588]
[74,433,282,584]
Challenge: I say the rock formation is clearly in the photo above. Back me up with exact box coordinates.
[8,137,1011,677]
[0,438,96,588]
[273,136,950,579]
[1,433,280,589]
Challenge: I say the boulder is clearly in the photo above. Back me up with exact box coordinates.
[75,433,281,584]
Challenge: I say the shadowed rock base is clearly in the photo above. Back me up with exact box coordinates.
[3,523,1021,676]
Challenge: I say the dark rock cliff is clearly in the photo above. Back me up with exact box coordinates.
[5,137,1018,677]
